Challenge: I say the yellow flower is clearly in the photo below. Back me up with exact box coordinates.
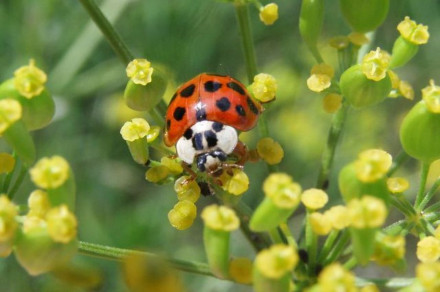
[422,79,440,114]
[399,80,414,100]
[348,196,387,229]
[417,236,440,263]
[325,205,350,230]
[145,166,169,183]
[27,190,51,218]
[309,212,332,235]
[416,262,440,292]
[328,36,350,50]
[355,149,392,183]
[255,244,298,279]
[348,32,369,46]
[0,153,15,174]
[174,176,200,203]
[360,284,380,292]
[361,48,391,81]
[257,137,284,165]
[372,233,405,266]
[13,59,47,99]
[46,205,77,243]
[0,99,22,134]
[120,118,150,142]
[307,63,334,92]
[229,257,253,284]
[201,204,239,231]
[161,157,183,175]
[22,215,46,234]
[259,3,278,26]
[263,173,302,209]
[322,93,342,113]
[0,195,18,242]
[301,188,328,210]
[126,59,154,85]
[387,177,410,194]
[30,156,70,189]
[317,263,357,292]
[397,16,429,45]
[146,125,161,143]
[219,168,249,196]
[168,200,197,230]
[251,73,277,102]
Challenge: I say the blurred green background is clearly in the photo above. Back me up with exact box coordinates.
[1,0,440,291]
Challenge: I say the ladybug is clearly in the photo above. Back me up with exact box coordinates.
[164,73,262,173]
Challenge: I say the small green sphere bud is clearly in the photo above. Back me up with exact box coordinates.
[390,36,419,69]
[340,0,389,32]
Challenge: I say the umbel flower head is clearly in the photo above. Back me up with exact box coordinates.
[126,59,154,86]
[259,3,279,26]
[30,156,70,189]
[0,99,22,134]
[13,59,47,99]
[251,73,278,102]
[361,48,391,81]
[397,16,429,45]
[354,149,392,183]
[348,196,387,229]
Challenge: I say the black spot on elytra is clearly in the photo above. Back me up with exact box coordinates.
[173,107,186,121]
[204,81,222,92]
[247,96,259,115]
[216,97,231,111]
[212,122,223,132]
[204,130,218,147]
[180,84,195,97]
[183,128,193,139]
[235,105,246,116]
[227,81,245,95]
[166,119,171,130]
[192,133,204,150]
[196,106,207,121]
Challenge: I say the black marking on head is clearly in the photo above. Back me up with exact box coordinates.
[196,105,207,121]
[169,92,177,105]
[227,81,245,95]
[173,107,186,121]
[196,155,207,172]
[166,119,171,130]
[204,130,218,147]
[204,81,222,92]
[212,150,227,161]
[235,105,246,116]
[180,84,195,97]
[192,133,204,150]
[183,128,193,139]
[247,96,259,115]
[212,122,224,132]
[216,97,231,111]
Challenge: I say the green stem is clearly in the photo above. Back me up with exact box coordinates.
[425,200,440,214]
[355,277,414,289]
[78,241,214,277]
[7,165,28,200]
[390,196,416,218]
[305,212,318,275]
[323,230,350,265]
[419,177,440,211]
[382,220,407,236]
[415,162,431,211]
[343,256,357,270]
[279,222,298,249]
[387,151,410,177]
[317,230,339,263]
[316,101,349,190]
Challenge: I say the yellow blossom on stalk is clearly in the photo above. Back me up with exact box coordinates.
[0,153,15,174]
[416,262,440,292]
[120,118,150,142]
[309,212,332,235]
[387,177,410,194]
[13,59,47,99]
[348,196,387,229]
[328,36,350,50]
[201,204,239,231]
[325,205,350,230]
[355,149,392,182]
[263,173,302,209]
[256,137,284,165]
[146,125,161,143]
[126,59,154,86]
[361,48,391,81]
[348,32,369,46]
[27,190,51,218]
[174,176,200,203]
[301,188,328,210]
[0,195,18,242]
[30,156,70,189]
[161,157,183,175]
[251,73,277,102]
[145,166,169,183]
[317,263,357,292]
[219,169,249,196]
[417,236,440,263]
[0,99,22,134]
[229,257,253,284]
[255,244,298,279]
[422,79,440,113]
[323,93,342,113]
[307,63,334,92]
[22,215,46,234]
[168,200,197,230]
[46,205,77,243]
[259,3,278,26]
[397,16,429,45]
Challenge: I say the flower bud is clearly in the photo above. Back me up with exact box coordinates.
[0,196,18,249]
[46,205,77,244]
[174,176,201,203]
[299,0,324,59]
[348,32,369,46]
[257,137,284,165]
[145,166,170,183]
[397,17,429,45]
[416,262,440,292]
[309,212,332,235]
[160,157,183,175]
[372,233,406,270]
[219,168,249,196]
[317,263,356,291]
[168,200,197,230]
[120,118,150,165]
[417,236,440,263]
[400,101,440,163]
[13,59,47,99]
[0,153,15,174]
[324,205,350,230]
[307,63,334,93]
[251,73,277,102]
[340,64,392,108]
[229,257,253,284]
[259,3,278,26]
[387,177,409,194]
[323,93,342,113]
[339,0,389,32]
[27,190,51,218]
[355,149,392,183]
[390,36,419,69]
[301,188,328,210]
[422,80,440,114]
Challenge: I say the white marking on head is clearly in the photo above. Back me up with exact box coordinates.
[176,137,195,164]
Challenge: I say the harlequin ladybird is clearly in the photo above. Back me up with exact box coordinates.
[164,73,262,172]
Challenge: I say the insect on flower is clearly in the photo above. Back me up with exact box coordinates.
[164,73,262,184]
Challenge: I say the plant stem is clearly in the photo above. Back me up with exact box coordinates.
[317,230,339,263]
[323,230,350,265]
[387,151,410,176]
[78,241,215,277]
[305,212,318,275]
[7,165,28,200]
[390,196,416,218]
[316,101,349,190]
[419,177,440,211]
[355,277,414,289]
[415,162,431,211]
[279,222,298,249]
[343,256,357,270]
[383,220,407,236]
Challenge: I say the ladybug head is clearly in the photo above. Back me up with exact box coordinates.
[196,150,227,172]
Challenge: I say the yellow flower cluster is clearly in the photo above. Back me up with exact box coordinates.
[29,156,70,189]
[347,196,387,229]
[316,263,357,292]
[126,59,154,86]
[256,137,284,165]
[361,48,391,81]
[0,195,18,243]
[372,233,405,266]
[255,244,298,279]
[422,79,440,114]
[354,149,392,183]
[416,262,440,292]
[309,205,350,236]
[307,63,334,93]
[120,118,150,142]
[168,200,197,230]
[201,204,239,232]
[0,99,22,135]
[251,73,277,102]
[13,59,47,99]
[387,177,410,194]
[259,3,279,26]
[397,16,429,45]
[174,176,201,203]
[263,173,302,209]
[219,169,249,196]
[417,236,440,263]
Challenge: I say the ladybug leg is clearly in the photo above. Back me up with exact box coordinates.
[181,162,197,185]
[232,141,249,165]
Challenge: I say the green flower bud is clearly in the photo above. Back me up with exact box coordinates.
[340,64,392,108]
[390,36,419,68]
[250,197,298,232]
[299,0,324,60]
[350,227,376,265]
[120,118,150,165]
[400,101,440,163]
[253,267,290,292]
[0,79,54,131]
[339,0,389,33]
[372,232,406,271]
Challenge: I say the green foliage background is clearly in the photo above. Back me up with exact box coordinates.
[1,0,440,290]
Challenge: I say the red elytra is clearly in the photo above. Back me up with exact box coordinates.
[164,73,262,147]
